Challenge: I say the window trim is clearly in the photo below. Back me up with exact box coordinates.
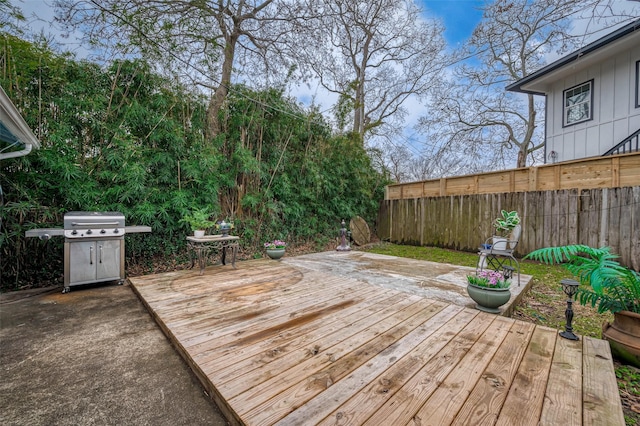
[635,60,639,108]
[562,79,594,127]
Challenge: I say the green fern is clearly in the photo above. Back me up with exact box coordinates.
[525,245,640,314]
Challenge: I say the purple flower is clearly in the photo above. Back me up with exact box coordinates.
[264,240,287,249]
[467,270,510,289]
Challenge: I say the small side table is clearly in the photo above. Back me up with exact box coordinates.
[186,235,240,275]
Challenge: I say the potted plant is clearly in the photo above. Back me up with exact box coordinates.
[181,208,216,237]
[525,245,640,367]
[492,210,520,250]
[264,239,287,260]
[466,270,512,313]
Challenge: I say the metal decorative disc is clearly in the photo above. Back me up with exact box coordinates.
[349,216,370,246]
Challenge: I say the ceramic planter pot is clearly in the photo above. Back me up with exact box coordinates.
[491,236,508,251]
[194,230,205,238]
[266,248,285,260]
[602,310,640,368]
[466,283,511,314]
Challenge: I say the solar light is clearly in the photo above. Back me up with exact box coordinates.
[559,278,580,341]
[502,265,515,281]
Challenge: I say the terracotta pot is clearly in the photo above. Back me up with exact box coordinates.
[602,310,640,368]
[466,283,511,314]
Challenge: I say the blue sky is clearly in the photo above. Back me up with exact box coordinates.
[420,0,486,44]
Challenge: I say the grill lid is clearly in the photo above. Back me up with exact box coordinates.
[64,211,125,228]
[64,211,125,238]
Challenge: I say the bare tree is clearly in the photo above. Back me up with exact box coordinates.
[418,0,638,169]
[0,0,26,35]
[53,0,300,136]
[383,144,414,183]
[292,0,447,142]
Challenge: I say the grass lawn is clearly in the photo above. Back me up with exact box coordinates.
[363,243,640,426]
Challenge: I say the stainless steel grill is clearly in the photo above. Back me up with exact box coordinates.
[26,211,151,293]
[63,211,125,293]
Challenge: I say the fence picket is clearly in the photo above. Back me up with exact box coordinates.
[377,187,639,269]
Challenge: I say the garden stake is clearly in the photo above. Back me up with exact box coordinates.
[336,219,351,251]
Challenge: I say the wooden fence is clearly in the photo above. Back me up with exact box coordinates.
[376,186,640,271]
[385,152,640,200]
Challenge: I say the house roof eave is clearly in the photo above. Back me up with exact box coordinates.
[0,85,40,160]
[506,18,640,95]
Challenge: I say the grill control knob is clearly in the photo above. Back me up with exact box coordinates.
[100,229,106,234]
[71,230,78,235]
[113,228,120,234]
[86,229,93,235]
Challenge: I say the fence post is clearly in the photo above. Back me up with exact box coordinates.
[611,157,620,187]
[528,167,538,191]
[600,188,609,247]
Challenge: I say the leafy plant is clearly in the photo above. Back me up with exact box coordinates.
[493,210,520,236]
[180,208,216,231]
[525,245,640,314]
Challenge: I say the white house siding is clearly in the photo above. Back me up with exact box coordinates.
[546,45,640,163]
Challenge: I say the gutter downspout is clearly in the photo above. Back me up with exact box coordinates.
[0,142,33,160]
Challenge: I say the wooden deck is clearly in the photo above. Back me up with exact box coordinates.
[129,257,624,425]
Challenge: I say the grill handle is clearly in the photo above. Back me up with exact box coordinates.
[71,221,120,226]
[90,246,94,265]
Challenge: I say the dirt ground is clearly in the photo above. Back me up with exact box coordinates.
[0,283,228,426]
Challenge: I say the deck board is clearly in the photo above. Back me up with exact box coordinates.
[496,326,557,426]
[583,337,626,425]
[129,256,623,425]
[451,319,536,425]
[541,334,583,425]
[411,316,515,425]
[233,297,433,420]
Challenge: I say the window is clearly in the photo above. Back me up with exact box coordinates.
[563,80,593,126]
[636,61,640,108]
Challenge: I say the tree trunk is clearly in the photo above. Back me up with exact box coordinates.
[352,36,371,138]
[352,78,365,135]
[207,34,238,138]
[516,93,538,168]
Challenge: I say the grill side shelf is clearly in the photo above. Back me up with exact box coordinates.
[25,228,65,239]
[124,226,152,233]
